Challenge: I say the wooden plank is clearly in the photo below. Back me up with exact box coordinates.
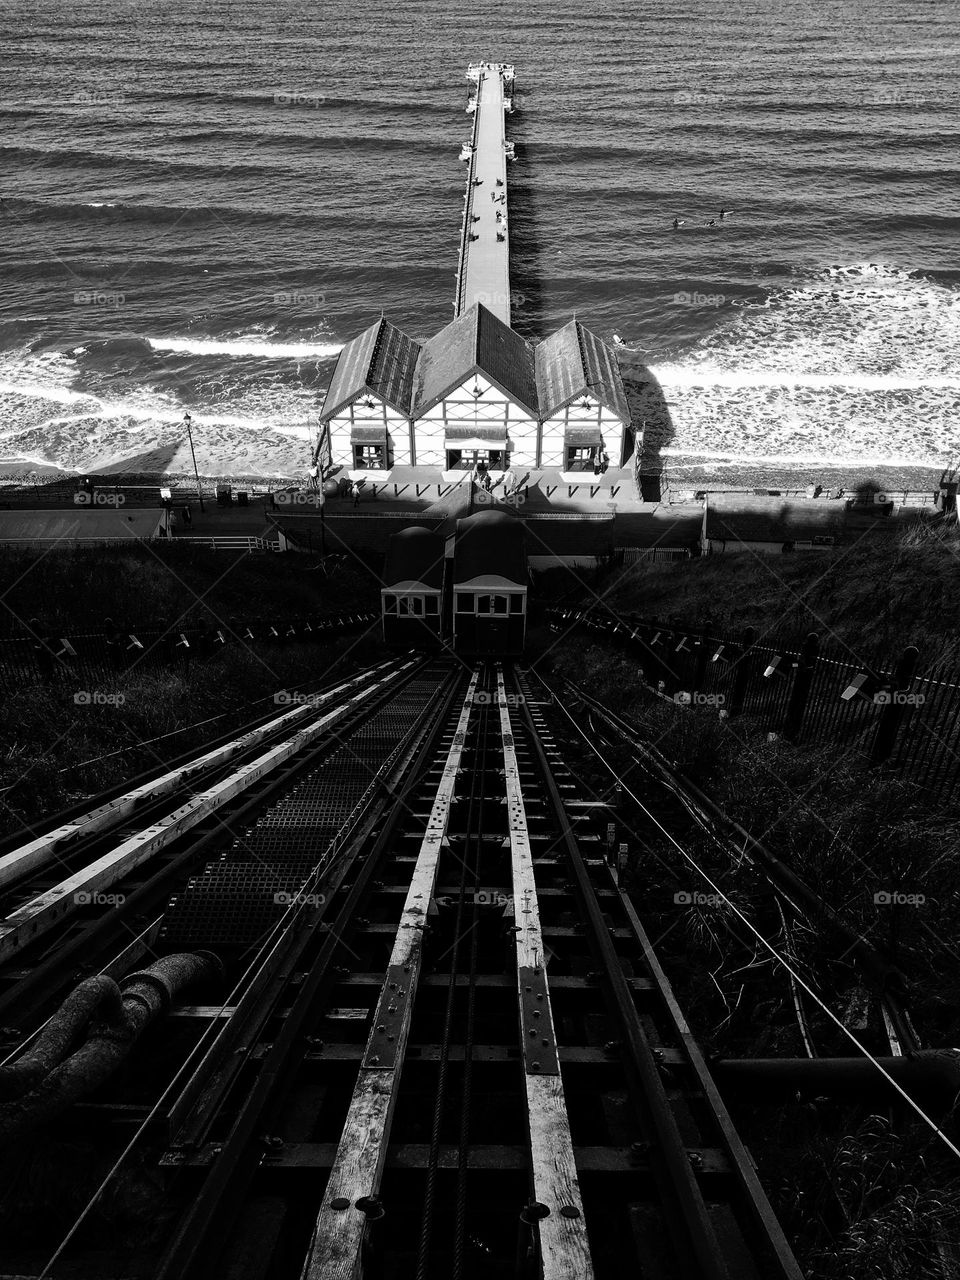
[0,658,398,892]
[0,662,417,961]
[300,671,479,1280]
[496,667,594,1279]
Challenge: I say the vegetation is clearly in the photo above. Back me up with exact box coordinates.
[543,638,960,1278]
[0,546,382,836]
[551,521,960,664]
[0,543,380,635]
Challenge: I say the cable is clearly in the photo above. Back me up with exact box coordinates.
[539,672,960,1164]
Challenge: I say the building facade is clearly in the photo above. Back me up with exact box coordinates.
[317,303,632,478]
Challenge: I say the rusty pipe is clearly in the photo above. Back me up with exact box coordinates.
[0,952,222,1144]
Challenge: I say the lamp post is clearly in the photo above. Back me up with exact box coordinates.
[183,413,204,512]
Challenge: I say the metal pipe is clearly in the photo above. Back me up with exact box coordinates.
[713,1050,960,1105]
[0,952,222,1144]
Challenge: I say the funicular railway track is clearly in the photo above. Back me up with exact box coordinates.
[0,654,424,1026]
[0,659,812,1279]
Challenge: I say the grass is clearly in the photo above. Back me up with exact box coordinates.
[559,521,960,665]
[544,638,960,1278]
[0,543,384,837]
[0,543,381,636]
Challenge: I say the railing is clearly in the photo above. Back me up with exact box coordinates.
[178,536,281,552]
[454,67,483,317]
[0,612,378,694]
[549,608,960,805]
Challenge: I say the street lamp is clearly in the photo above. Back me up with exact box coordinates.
[183,413,204,512]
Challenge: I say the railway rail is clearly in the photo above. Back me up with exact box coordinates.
[0,659,817,1280]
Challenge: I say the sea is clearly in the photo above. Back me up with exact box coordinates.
[1,0,959,482]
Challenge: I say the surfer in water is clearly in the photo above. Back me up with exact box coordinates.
[672,217,684,230]
[719,208,729,220]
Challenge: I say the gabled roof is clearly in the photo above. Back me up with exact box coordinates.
[535,320,630,424]
[320,318,421,422]
[412,303,538,419]
[704,496,848,545]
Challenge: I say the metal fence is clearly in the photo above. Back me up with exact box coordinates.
[550,607,960,805]
[0,612,377,695]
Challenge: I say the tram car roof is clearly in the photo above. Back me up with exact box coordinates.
[453,510,527,590]
[383,525,445,592]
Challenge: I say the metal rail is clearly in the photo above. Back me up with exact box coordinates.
[7,661,811,1280]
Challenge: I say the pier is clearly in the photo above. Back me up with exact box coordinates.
[455,61,515,324]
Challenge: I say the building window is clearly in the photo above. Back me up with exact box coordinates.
[456,593,474,613]
[383,594,397,613]
[509,595,524,614]
[477,594,508,615]
[446,448,507,471]
[354,444,384,468]
[398,596,425,616]
[425,596,440,614]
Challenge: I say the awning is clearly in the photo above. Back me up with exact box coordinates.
[564,425,603,447]
[350,425,387,444]
[444,437,510,451]
[444,425,508,444]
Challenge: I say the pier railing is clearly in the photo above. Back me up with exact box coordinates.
[454,72,483,317]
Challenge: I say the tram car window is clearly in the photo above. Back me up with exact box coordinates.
[381,526,445,648]
[452,510,527,657]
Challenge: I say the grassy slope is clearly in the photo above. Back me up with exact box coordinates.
[0,543,381,634]
[589,523,960,664]
[0,546,384,834]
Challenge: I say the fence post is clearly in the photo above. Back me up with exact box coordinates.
[729,627,758,716]
[870,645,920,764]
[783,632,819,741]
[691,628,709,695]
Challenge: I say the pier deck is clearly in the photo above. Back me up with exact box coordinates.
[455,62,513,324]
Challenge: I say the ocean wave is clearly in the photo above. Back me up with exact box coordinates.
[644,262,960,470]
[147,335,343,359]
